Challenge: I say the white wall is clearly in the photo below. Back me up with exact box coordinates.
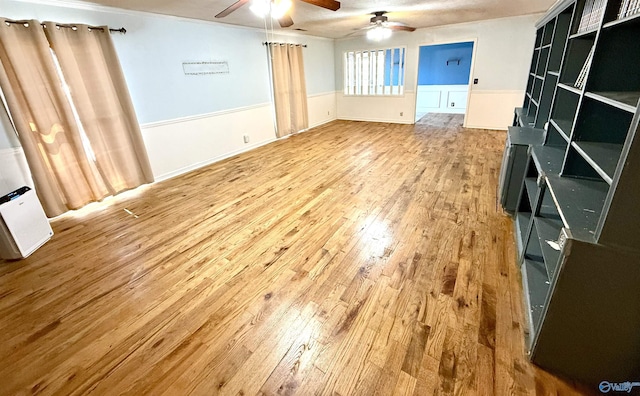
[335,14,539,129]
[0,103,19,150]
[0,98,32,194]
[0,148,33,194]
[0,0,337,192]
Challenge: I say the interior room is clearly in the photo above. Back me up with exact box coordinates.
[414,41,474,121]
[0,0,637,394]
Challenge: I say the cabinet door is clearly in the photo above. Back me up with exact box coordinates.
[499,139,515,208]
[500,143,531,212]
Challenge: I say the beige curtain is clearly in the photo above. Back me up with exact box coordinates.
[43,22,153,196]
[0,20,153,217]
[269,44,308,138]
[0,19,110,216]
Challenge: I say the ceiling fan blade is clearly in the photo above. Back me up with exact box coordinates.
[384,21,407,27]
[299,0,340,11]
[389,25,416,32]
[278,14,294,27]
[215,0,250,18]
[342,30,364,38]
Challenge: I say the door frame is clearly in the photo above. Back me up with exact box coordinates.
[413,38,478,127]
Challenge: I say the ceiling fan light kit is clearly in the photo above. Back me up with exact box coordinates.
[215,0,340,28]
[366,25,392,41]
[249,0,292,18]
[359,11,416,40]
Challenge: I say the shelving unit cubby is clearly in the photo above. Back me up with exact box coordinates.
[498,0,640,385]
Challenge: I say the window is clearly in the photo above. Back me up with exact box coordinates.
[344,47,406,96]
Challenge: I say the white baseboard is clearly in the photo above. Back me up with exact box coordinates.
[337,116,414,125]
[309,117,336,129]
[464,124,508,131]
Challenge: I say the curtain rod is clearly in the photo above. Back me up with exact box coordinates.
[262,41,307,47]
[3,19,126,34]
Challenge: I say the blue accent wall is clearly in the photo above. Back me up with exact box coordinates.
[418,42,474,86]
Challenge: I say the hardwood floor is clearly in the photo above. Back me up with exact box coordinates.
[0,114,594,395]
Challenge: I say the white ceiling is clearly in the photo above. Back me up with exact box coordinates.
[83,0,556,39]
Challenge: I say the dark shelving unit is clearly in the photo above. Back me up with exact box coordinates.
[499,0,640,385]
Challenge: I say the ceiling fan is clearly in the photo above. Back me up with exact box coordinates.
[215,0,340,28]
[360,11,416,40]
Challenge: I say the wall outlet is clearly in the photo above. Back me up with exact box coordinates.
[243,135,249,143]
[451,102,455,107]
[400,112,404,116]
[327,110,330,115]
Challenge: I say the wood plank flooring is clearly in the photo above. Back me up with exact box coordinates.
[0,114,594,395]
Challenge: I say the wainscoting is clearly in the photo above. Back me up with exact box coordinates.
[140,104,277,182]
[415,84,468,119]
[141,92,337,182]
[337,89,525,130]
[337,91,417,124]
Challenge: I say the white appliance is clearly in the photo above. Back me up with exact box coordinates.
[0,186,53,260]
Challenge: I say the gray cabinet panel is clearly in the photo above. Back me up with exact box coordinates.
[499,126,544,212]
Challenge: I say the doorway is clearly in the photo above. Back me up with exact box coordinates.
[415,41,474,123]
